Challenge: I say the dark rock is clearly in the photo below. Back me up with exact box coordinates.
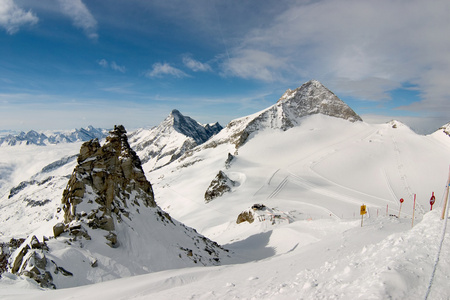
[205,171,236,203]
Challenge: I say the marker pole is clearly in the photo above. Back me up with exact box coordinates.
[441,166,450,220]
[412,194,416,228]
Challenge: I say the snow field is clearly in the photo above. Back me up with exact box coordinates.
[1,115,450,298]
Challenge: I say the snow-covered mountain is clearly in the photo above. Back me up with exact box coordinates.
[196,79,362,151]
[1,80,450,298]
[128,109,222,172]
[0,126,108,146]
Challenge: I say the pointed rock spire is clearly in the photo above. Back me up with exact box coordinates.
[61,125,156,226]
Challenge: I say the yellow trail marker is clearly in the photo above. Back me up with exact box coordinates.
[360,204,367,227]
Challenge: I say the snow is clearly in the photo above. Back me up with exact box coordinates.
[1,114,450,299]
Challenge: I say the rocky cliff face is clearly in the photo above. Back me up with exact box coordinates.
[6,125,228,289]
[129,110,222,171]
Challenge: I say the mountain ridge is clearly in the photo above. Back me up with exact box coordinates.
[0,126,109,146]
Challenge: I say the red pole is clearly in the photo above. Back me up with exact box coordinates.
[399,198,404,218]
[430,192,435,211]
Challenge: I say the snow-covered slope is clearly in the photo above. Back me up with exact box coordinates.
[128,109,222,172]
[0,126,108,147]
[1,80,450,298]
[0,144,80,237]
[431,121,450,143]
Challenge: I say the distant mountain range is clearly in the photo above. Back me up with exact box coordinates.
[0,126,109,146]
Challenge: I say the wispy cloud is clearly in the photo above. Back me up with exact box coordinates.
[182,55,212,72]
[110,61,126,73]
[98,59,108,68]
[145,62,189,78]
[57,0,98,40]
[97,59,126,73]
[0,0,38,34]
[221,49,287,82]
[220,0,450,112]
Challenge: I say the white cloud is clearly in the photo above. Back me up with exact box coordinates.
[0,0,38,34]
[220,0,450,112]
[221,49,287,82]
[145,63,189,78]
[57,0,98,40]
[97,59,126,73]
[182,55,212,72]
[110,61,126,73]
[98,59,108,68]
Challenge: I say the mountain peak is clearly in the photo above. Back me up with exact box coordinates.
[129,110,223,171]
[204,80,363,149]
[275,80,362,123]
[167,110,222,144]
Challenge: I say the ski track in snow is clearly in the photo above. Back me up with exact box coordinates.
[263,126,398,219]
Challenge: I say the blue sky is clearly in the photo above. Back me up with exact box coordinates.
[1,0,449,134]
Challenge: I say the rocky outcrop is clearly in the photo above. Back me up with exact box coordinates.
[205,171,236,203]
[236,211,255,224]
[225,153,235,169]
[438,122,450,137]
[236,204,292,225]
[61,125,156,245]
[7,235,60,289]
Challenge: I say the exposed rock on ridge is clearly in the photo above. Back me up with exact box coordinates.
[438,122,450,137]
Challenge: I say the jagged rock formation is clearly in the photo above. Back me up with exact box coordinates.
[129,109,222,171]
[6,125,228,289]
[61,125,156,231]
[236,211,255,224]
[205,171,237,203]
[0,238,25,276]
[198,80,363,150]
[0,126,108,146]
